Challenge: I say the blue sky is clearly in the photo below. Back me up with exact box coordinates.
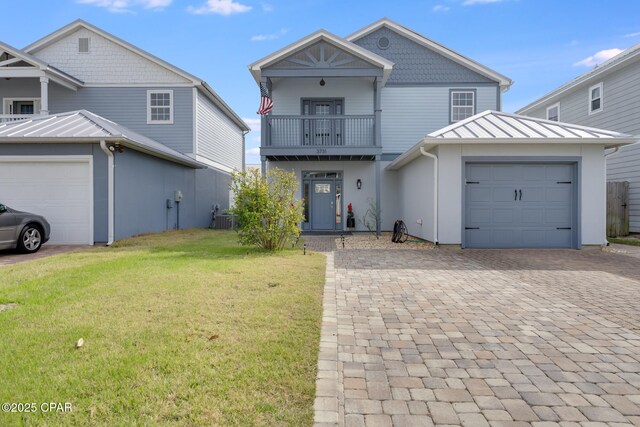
[3,0,640,164]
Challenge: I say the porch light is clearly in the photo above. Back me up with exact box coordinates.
[356,179,362,190]
[319,78,325,86]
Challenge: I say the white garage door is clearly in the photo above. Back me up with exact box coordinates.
[0,156,93,245]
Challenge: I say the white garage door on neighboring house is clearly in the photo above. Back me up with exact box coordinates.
[464,162,577,249]
[0,156,93,245]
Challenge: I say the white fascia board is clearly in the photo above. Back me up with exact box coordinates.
[347,18,512,89]
[248,29,394,84]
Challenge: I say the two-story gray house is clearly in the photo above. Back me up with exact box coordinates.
[517,45,640,234]
[251,18,634,249]
[0,20,249,245]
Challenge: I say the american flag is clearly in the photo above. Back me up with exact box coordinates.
[257,83,273,115]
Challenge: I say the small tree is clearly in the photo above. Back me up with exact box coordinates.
[229,167,304,251]
[359,198,381,239]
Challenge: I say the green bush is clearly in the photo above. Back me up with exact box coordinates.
[229,168,304,251]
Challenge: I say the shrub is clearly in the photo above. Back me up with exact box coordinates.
[229,168,304,251]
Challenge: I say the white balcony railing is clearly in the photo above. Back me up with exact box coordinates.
[0,114,35,124]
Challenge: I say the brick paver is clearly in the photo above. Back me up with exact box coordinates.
[314,247,640,426]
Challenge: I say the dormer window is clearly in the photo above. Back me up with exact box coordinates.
[78,37,90,54]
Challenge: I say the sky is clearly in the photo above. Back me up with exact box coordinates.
[3,0,640,164]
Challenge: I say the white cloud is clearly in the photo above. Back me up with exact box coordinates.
[573,48,623,67]
[187,0,251,15]
[246,147,261,156]
[625,31,640,38]
[433,4,450,12]
[462,0,506,4]
[242,117,261,132]
[76,0,171,13]
[250,28,288,42]
[261,2,273,12]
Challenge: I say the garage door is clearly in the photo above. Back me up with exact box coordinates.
[464,163,576,248]
[0,157,93,245]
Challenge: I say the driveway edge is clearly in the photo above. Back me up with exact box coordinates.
[313,252,342,427]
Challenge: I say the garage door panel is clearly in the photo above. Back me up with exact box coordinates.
[465,162,576,249]
[468,187,492,202]
[520,187,545,202]
[466,164,492,181]
[492,165,518,181]
[0,158,92,245]
[522,165,546,181]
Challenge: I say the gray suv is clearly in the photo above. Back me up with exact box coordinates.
[0,204,51,253]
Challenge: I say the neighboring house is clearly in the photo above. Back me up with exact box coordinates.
[250,18,634,248]
[516,44,640,233]
[0,20,249,245]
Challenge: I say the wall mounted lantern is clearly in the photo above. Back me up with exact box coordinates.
[356,179,362,190]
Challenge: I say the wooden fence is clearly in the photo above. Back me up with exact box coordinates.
[607,181,629,237]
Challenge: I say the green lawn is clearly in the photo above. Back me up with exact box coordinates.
[0,230,325,426]
[609,236,640,247]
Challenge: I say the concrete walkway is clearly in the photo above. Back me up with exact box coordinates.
[314,247,640,427]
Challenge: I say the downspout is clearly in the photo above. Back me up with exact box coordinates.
[242,130,250,172]
[99,140,114,246]
[603,146,620,246]
[419,145,438,245]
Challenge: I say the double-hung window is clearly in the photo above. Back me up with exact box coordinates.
[546,103,560,121]
[589,82,603,114]
[450,91,475,122]
[147,90,173,124]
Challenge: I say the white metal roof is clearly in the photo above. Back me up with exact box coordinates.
[346,18,512,90]
[0,111,205,168]
[386,110,636,171]
[516,42,640,114]
[430,110,630,140]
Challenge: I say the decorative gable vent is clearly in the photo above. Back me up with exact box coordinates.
[78,37,90,53]
[377,36,390,50]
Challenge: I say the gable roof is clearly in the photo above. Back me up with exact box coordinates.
[516,43,640,114]
[23,19,249,131]
[0,41,83,89]
[0,110,204,168]
[386,110,635,170]
[347,18,512,90]
[248,29,395,84]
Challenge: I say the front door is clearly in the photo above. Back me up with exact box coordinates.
[311,180,335,230]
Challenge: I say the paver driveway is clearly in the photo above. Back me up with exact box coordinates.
[314,247,640,427]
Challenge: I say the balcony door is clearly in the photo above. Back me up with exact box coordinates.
[302,99,343,146]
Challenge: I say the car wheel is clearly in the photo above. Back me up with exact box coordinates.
[18,225,43,254]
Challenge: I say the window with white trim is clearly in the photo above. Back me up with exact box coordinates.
[147,90,173,124]
[546,103,560,121]
[589,82,603,114]
[450,91,475,122]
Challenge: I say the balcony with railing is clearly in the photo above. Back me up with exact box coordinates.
[0,115,35,124]
[262,115,379,160]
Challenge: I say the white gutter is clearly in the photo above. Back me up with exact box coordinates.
[419,146,438,245]
[603,146,621,246]
[99,140,114,246]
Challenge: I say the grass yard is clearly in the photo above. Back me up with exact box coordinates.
[0,230,326,426]
[609,235,640,247]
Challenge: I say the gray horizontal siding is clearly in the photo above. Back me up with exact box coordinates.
[196,91,243,171]
[380,85,498,153]
[353,27,495,85]
[522,59,640,232]
[48,86,194,154]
